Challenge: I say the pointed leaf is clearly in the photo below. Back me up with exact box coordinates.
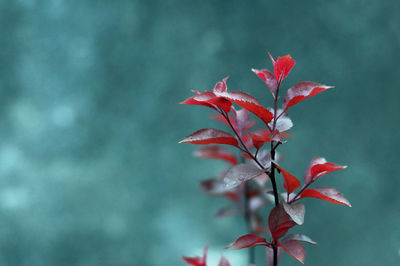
[282,82,333,111]
[304,157,347,185]
[194,146,238,165]
[222,163,268,190]
[180,129,238,147]
[273,162,301,195]
[249,133,273,150]
[283,202,305,225]
[278,240,305,264]
[226,234,268,249]
[301,187,351,207]
[252,68,277,93]
[218,256,230,266]
[214,91,273,126]
[283,234,317,245]
[271,54,296,81]
[182,246,207,266]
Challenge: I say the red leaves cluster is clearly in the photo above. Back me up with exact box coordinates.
[180,52,349,265]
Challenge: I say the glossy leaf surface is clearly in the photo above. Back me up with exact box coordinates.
[180,128,238,147]
[278,240,305,264]
[282,82,333,111]
[283,202,305,225]
[270,54,295,81]
[268,204,297,240]
[214,91,273,126]
[222,163,268,190]
[301,187,351,207]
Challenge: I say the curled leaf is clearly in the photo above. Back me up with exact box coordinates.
[268,204,297,240]
[269,54,296,81]
[304,157,347,185]
[283,234,317,245]
[252,68,277,94]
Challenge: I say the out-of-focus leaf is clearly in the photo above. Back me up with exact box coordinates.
[282,82,333,111]
[236,108,256,136]
[200,178,229,196]
[266,246,283,266]
[273,162,300,195]
[182,246,207,266]
[301,187,351,207]
[214,90,273,126]
[278,240,305,264]
[226,234,268,249]
[218,256,230,266]
[249,132,273,150]
[252,68,277,94]
[180,128,238,147]
[268,204,297,240]
[194,146,238,165]
[283,234,317,245]
[269,54,295,81]
[304,157,347,185]
[215,206,239,218]
[283,202,305,225]
[222,163,268,190]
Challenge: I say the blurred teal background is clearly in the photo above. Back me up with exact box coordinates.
[0,0,399,265]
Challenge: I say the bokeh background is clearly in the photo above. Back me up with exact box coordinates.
[0,0,399,265]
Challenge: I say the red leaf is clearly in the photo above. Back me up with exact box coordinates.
[268,204,297,240]
[213,77,228,93]
[278,240,306,264]
[218,256,230,266]
[180,129,238,147]
[300,187,351,207]
[226,234,268,249]
[194,146,238,165]
[273,162,301,195]
[304,157,347,185]
[193,91,232,114]
[182,246,207,266]
[282,82,333,111]
[252,68,277,94]
[222,163,268,190]
[269,54,296,81]
[214,91,274,126]
[224,192,240,203]
[249,133,273,150]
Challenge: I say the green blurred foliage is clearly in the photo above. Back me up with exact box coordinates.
[0,0,399,265]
